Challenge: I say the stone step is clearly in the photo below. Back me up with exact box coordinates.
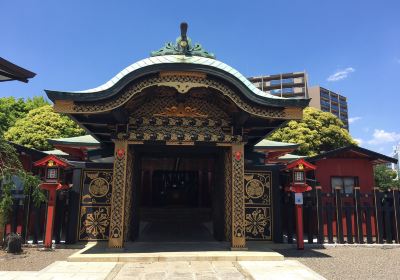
[68,242,285,262]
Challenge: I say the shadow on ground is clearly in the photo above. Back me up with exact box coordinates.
[273,247,332,258]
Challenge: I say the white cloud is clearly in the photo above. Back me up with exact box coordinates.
[354,138,364,146]
[327,67,355,82]
[367,129,400,145]
[348,116,362,124]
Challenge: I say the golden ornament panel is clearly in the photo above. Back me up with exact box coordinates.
[78,169,113,241]
[244,171,272,240]
[79,206,111,240]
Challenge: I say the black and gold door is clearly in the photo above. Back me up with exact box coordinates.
[244,171,272,240]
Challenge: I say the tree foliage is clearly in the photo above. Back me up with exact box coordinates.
[4,105,85,151]
[0,96,49,135]
[374,165,400,191]
[268,107,357,156]
[0,137,45,225]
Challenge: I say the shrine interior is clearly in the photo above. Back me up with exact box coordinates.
[136,146,224,242]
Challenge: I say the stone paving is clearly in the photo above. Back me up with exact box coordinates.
[111,261,247,280]
[0,260,325,280]
[0,261,116,280]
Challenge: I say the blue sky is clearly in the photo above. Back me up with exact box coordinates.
[1,0,400,155]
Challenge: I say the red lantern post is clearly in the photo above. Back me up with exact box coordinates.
[34,155,71,248]
[283,159,316,250]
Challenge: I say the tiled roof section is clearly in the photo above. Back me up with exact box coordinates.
[48,135,100,146]
[75,55,283,100]
[278,154,306,160]
[43,149,69,156]
[255,139,299,148]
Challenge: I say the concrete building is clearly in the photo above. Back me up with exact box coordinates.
[247,72,308,99]
[308,86,349,129]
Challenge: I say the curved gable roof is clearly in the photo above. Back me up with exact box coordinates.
[46,55,309,108]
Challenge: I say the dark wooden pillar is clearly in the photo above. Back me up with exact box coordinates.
[22,190,31,242]
[54,193,66,244]
[65,168,82,244]
[11,200,19,233]
[374,188,384,243]
[393,189,400,243]
[354,187,364,243]
[272,166,283,243]
[335,187,344,243]
[383,193,393,243]
[315,186,324,243]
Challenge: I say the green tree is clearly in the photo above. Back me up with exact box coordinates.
[268,107,357,156]
[0,97,26,135]
[0,137,45,229]
[24,96,50,112]
[0,96,50,135]
[4,105,85,150]
[374,165,400,191]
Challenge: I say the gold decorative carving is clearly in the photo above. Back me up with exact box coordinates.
[54,100,74,112]
[224,149,232,242]
[245,208,270,238]
[244,171,272,240]
[55,74,295,120]
[89,177,109,198]
[157,81,208,94]
[108,140,131,248]
[78,169,113,241]
[81,207,110,240]
[154,104,208,118]
[231,144,246,249]
[283,107,303,120]
[159,71,207,79]
[123,149,134,241]
[245,179,264,199]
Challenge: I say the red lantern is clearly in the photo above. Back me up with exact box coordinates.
[282,159,316,250]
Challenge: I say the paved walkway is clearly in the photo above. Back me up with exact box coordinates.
[0,260,325,280]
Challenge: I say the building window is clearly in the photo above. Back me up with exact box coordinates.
[270,79,281,86]
[321,92,329,99]
[282,87,294,94]
[321,100,330,107]
[270,89,281,95]
[281,78,294,84]
[331,176,358,194]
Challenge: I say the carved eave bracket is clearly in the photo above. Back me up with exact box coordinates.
[52,73,300,122]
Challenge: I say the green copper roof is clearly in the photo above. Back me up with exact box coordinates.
[278,154,306,160]
[45,23,310,109]
[43,149,69,156]
[50,55,301,103]
[255,139,299,149]
[48,135,100,146]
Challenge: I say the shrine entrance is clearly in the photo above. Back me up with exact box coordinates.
[47,24,308,249]
[136,146,222,242]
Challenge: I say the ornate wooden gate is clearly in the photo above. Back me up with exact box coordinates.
[78,169,113,241]
[244,171,272,240]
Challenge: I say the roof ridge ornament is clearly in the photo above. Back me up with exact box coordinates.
[151,22,215,59]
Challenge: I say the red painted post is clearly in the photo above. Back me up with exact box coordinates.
[44,189,57,248]
[296,204,304,250]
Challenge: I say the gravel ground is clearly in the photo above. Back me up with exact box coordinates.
[275,246,400,280]
[0,247,79,271]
